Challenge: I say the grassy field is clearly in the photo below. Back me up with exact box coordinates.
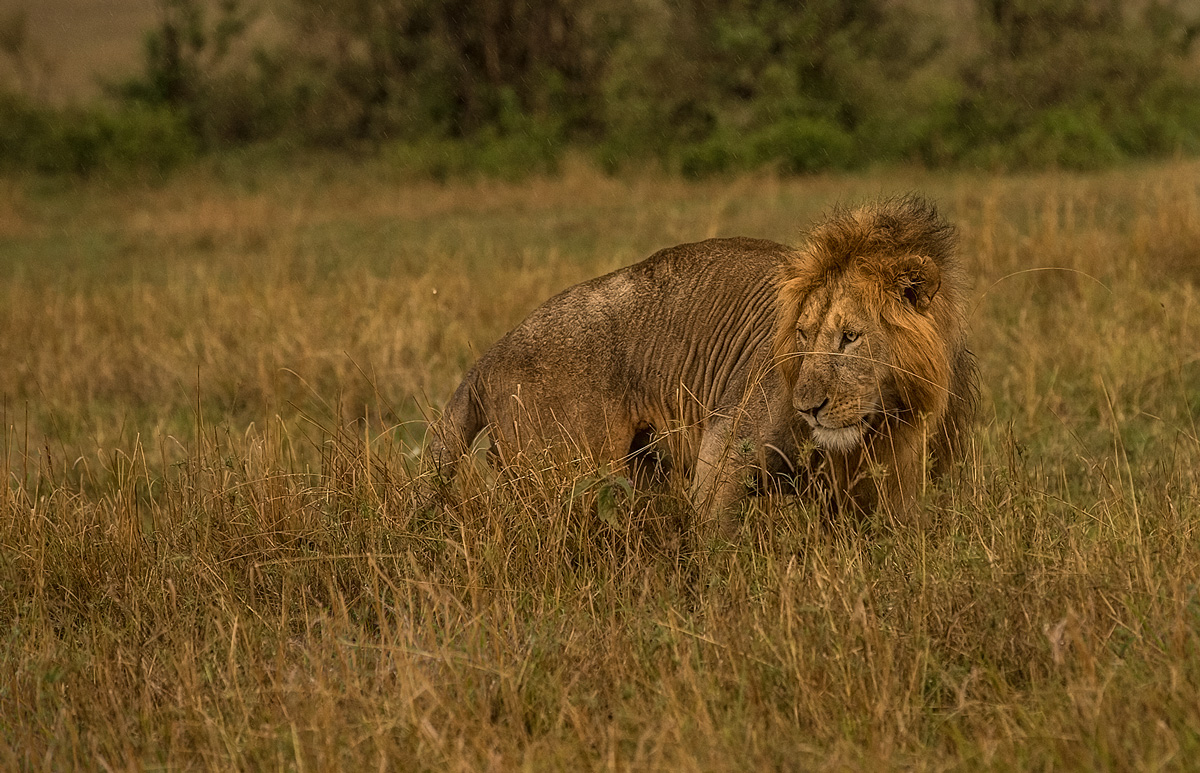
[2,158,1200,769]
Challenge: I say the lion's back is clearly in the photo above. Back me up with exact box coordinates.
[486,236,790,369]
[461,236,793,450]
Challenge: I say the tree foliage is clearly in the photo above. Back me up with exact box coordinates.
[4,0,1200,175]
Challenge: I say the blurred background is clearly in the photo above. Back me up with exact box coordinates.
[4,0,1200,178]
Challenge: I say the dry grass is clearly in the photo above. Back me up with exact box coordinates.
[3,158,1200,770]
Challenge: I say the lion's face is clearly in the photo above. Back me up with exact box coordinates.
[772,197,965,458]
[789,274,896,452]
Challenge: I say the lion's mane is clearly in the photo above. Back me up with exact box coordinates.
[772,195,977,486]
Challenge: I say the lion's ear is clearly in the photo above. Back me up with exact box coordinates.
[892,255,941,312]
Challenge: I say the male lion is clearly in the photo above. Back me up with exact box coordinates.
[431,195,977,521]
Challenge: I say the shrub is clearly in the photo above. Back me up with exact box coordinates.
[97,104,197,173]
[677,133,744,179]
[383,127,562,182]
[0,93,193,175]
[1012,106,1124,170]
[8,0,1200,176]
[751,118,857,174]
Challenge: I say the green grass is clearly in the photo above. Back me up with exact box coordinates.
[2,158,1200,769]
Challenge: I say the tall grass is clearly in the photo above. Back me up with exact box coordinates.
[2,160,1199,769]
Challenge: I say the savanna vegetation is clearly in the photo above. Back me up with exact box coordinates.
[2,157,1199,768]
[4,0,1200,176]
[3,0,1200,768]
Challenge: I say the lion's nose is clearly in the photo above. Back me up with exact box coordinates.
[796,396,829,419]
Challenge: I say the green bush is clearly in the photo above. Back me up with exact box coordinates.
[1012,107,1124,170]
[98,104,197,173]
[0,93,193,175]
[751,118,857,174]
[383,127,562,182]
[945,0,1200,170]
[673,119,859,179]
[677,134,745,179]
[7,0,1200,177]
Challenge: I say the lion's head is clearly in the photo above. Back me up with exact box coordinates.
[772,196,970,456]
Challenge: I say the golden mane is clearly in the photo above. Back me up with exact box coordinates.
[772,195,969,425]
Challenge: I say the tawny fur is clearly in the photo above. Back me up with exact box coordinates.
[772,196,977,515]
[431,195,977,523]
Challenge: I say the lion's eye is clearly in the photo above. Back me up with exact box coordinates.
[840,331,860,348]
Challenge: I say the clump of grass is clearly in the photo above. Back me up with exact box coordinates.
[2,161,1200,768]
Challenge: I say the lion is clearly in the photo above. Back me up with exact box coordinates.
[430,195,977,522]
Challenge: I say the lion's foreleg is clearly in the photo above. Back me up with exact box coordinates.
[865,425,926,522]
[825,426,924,521]
[689,419,755,530]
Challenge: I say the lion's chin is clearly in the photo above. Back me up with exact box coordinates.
[811,424,866,453]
